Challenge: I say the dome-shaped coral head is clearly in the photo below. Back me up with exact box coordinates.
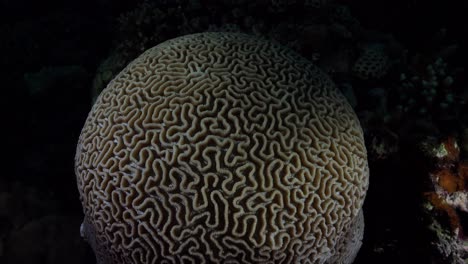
[75,32,369,264]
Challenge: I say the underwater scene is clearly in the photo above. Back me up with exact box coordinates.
[2,0,467,263]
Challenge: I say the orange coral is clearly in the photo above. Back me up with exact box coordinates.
[435,168,464,193]
[425,192,461,234]
[424,137,468,237]
[432,137,467,192]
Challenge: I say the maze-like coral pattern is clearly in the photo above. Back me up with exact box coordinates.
[75,33,369,264]
[325,209,364,264]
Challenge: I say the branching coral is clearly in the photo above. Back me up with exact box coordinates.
[396,57,459,117]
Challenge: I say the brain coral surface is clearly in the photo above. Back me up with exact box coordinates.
[75,32,369,264]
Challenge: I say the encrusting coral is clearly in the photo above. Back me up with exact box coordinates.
[352,45,389,80]
[75,32,369,264]
[422,136,468,263]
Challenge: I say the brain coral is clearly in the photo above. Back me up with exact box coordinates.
[75,32,369,264]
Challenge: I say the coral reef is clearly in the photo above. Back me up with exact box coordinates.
[422,137,468,263]
[2,0,467,263]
